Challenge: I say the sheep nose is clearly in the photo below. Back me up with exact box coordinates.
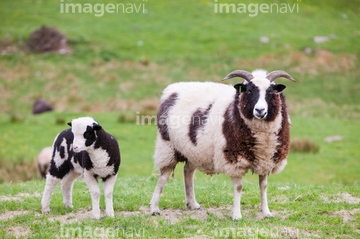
[255,108,265,115]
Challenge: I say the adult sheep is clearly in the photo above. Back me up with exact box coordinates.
[150,69,295,220]
[41,117,120,219]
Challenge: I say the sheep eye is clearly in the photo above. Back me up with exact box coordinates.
[246,90,251,94]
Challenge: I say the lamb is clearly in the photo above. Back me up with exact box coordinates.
[37,146,52,179]
[150,69,295,220]
[41,117,121,219]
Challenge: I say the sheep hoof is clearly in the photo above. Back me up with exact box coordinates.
[231,214,242,220]
[151,211,160,216]
[186,202,201,210]
[263,212,274,218]
[106,211,115,218]
[92,211,101,220]
[42,208,50,214]
[64,203,73,209]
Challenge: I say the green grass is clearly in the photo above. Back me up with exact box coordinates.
[0,0,359,238]
[0,177,359,238]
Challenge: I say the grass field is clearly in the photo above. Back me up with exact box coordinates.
[0,0,359,238]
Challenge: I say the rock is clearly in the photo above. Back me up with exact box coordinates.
[27,26,71,54]
[259,36,270,44]
[32,99,53,114]
[324,135,342,143]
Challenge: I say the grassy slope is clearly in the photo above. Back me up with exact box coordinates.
[0,0,359,238]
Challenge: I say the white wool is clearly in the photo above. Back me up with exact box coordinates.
[151,74,291,220]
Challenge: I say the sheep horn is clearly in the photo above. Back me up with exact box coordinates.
[223,70,254,82]
[266,70,296,82]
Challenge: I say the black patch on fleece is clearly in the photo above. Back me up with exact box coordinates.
[157,93,178,141]
[189,103,213,145]
[264,84,282,122]
[93,128,121,175]
[49,129,75,179]
[84,126,97,147]
[272,93,290,163]
[174,149,188,163]
[222,94,256,164]
[78,151,93,170]
[239,82,260,120]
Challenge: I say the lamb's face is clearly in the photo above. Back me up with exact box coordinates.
[237,78,285,121]
[68,117,101,153]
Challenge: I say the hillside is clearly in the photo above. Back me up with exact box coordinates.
[0,0,359,238]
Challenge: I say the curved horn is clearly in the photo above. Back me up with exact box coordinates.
[223,70,254,82]
[266,70,296,82]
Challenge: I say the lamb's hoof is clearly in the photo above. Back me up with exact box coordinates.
[231,214,242,220]
[263,212,274,218]
[64,204,73,209]
[151,211,160,216]
[186,202,201,210]
[42,208,50,214]
[92,211,101,220]
[106,211,115,218]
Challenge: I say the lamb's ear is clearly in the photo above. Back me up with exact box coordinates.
[67,122,72,127]
[93,123,102,131]
[234,83,246,93]
[274,84,286,93]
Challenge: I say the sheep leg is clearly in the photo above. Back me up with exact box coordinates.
[259,174,273,218]
[150,168,172,215]
[41,174,61,214]
[103,174,117,217]
[184,162,200,210]
[231,177,243,220]
[61,171,80,208]
[83,170,101,219]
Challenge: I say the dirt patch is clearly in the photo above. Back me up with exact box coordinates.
[6,226,31,238]
[278,186,291,191]
[0,210,30,221]
[321,192,360,204]
[331,208,360,222]
[280,226,321,239]
[0,192,41,202]
[128,206,230,224]
[48,209,92,225]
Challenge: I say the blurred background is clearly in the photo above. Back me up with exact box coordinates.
[0,0,359,184]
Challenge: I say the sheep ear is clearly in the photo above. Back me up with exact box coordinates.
[234,83,246,93]
[93,124,102,131]
[67,122,72,127]
[274,84,286,93]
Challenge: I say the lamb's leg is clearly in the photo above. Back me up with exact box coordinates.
[83,170,101,219]
[259,174,273,218]
[231,177,243,220]
[184,162,200,210]
[103,174,117,217]
[150,168,172,215]
[41,174,61,214]
[61,171,80,208]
